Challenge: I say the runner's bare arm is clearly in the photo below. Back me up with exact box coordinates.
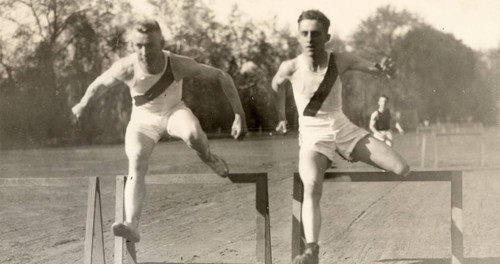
[72,71,123,120]
[272,61,294,132]
[338,52,397,78]
[395,121,405,134]
[369,111,379,134]
[174,56,247,139]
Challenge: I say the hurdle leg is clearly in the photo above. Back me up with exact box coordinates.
[415,129,420,146]
[480,136,485,167]
[84,177,106,264]
[114,176,137,264]
[433,132,438,167]
[451,172,463,264]
[420,133,427,167]
[255,174,272,264]
[292,173,305,260]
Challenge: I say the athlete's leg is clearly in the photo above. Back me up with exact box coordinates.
[293,150,330,264]
[385,131,394,147]
[299,150,331,243]
[113,127,156,242]
[167,108,210,158]
[352,136,409,176]
[167,108,229,176]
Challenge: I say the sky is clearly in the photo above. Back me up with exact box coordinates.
[207,0,500,51]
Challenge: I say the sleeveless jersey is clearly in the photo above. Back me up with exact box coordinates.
[374,109,392,131]
[104,51,183,114]
[290,53,342,117]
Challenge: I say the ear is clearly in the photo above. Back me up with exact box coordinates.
[326,33,331,42]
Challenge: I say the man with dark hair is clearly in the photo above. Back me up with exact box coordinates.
[370,95,404,147]
[272,9,410,264]
[72,17,247,243]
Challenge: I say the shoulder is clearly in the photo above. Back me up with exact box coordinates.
[277,58,299,77]
[371,110,379,118]
[169,52,197,66]
[169,52,198,70]
[106,55,135,81]
[169,52,207,79]
[332,52,355,67]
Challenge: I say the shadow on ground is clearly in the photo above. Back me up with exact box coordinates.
[140,263,247,264]
[377,257,500,264]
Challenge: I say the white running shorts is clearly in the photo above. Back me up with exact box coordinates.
[126,101,192,142]
[298,112,370,162]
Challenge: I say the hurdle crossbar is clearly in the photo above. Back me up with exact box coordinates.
[115,173,272,264]
[292,169,463,264]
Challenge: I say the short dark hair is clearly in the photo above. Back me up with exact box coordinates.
[132,17,162,34]
[379,94,389,101]
[298,10,330,32]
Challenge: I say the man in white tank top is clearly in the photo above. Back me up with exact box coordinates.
[272,10,410,264]
[72,17,246,243]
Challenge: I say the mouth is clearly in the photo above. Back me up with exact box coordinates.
[141,56,154,64]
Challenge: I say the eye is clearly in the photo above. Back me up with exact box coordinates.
[311,31,321,38]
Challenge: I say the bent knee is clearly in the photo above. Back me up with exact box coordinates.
[175,124,204,143]
[127,151,149,169]
[393,162,410,176]
[302,182,323,201]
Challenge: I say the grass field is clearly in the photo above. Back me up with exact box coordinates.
[1,127,500,264]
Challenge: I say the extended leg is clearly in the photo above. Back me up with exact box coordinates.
[113,128,156,243]
[293,150,331,264]
[167,108,229,176]
[352,136,409,176]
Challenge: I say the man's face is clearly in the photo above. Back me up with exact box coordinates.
[298,19,330,56]
[130,31,164,71]
[378,97,387,109]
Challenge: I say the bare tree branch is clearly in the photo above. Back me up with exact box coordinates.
[53,5,92,42]
[0,45,16,87]
[17,0,46,40]
[53,32,76,56]
[50,0,59,45]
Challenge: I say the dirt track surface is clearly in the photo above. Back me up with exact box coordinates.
[1,130,500,264]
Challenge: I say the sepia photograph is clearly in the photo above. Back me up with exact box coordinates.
[1,0,499,263]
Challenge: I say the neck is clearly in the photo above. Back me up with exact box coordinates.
[141,54,165,74]
[303,50,328,71]
[378,107,385,112]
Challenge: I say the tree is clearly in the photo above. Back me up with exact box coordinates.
[346,5,422,127]
[0,0,135,146]
[396,25,482,123]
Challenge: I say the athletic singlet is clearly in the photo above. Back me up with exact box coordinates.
[290,53,342,117]
[104,51,183,114]
[374,109,391,131]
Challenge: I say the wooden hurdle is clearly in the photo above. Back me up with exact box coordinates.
[83,173,272,264]
[84,177,106,264]
[291,169,464,264]
[433,131,485,167]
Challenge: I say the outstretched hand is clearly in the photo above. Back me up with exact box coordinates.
[71,102,85,124]
[379,57,397,79]
[231,114,247,141]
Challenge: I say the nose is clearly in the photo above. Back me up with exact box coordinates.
[306,33,312,43]
[137,45,145,56]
